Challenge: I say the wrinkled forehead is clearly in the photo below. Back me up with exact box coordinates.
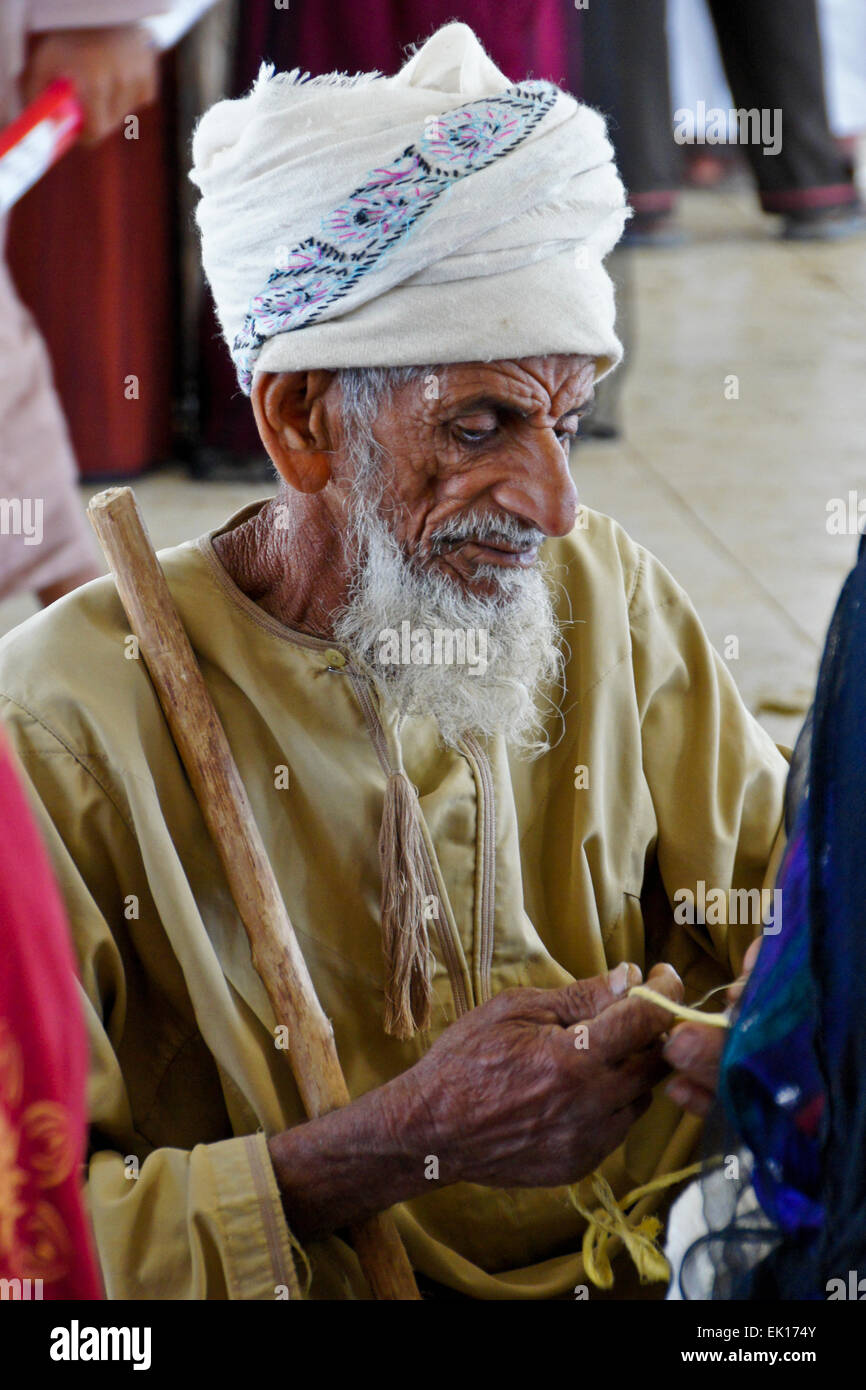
[417,355,596,414]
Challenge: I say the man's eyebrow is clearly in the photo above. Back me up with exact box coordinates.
[441,393,530,418]
[441,393,594,421]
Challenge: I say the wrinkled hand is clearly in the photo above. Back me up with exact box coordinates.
[21,27,158,144]
[398,961,684,1190]
[663,937,763,1117]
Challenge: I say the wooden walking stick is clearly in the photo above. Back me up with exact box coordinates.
[88,486,420,1301]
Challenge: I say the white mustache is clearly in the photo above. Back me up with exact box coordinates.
[429,509,546,554]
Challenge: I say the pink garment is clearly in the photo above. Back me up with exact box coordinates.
[0,242,98,598]
[0,0,166,600]
[0,727,103,1298]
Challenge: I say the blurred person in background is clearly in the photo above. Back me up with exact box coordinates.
[816,0,866,170]
[668,0,866,192]
[0,3,164,606]
[581,0,865,246]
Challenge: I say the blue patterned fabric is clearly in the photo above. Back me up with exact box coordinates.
[231,84,557,390]
[716,533,866,1297]
[719,811,825,1235]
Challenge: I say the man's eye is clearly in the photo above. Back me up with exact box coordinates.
[453,423,495,444]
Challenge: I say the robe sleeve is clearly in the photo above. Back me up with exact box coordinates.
[627,543,789,977]
[0,698,306,1301]
[27,1,170,31]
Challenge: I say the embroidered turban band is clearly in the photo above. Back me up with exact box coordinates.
[190,21,629,393]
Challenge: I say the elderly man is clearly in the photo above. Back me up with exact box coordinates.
[0,23,787,1300]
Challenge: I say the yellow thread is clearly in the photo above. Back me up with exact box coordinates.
[566,984,726,1289]
[569,1161,704,1289]
[628,983,731,1028]
[287,1226,313,1297]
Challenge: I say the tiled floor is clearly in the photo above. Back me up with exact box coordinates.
[2,183,864,750]
[572,182,866,748]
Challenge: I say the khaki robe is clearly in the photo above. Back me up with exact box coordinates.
[0,502,788,1299]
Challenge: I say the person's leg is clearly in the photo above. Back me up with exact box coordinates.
[581,0,682,238]
[707,0,862,236]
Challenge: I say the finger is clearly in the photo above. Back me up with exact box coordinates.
[663,1022,725,1092]
[82,89,113,143]
[742,936,762,975]
[589,964,684,1061]
[123,67,153,115]
[727,937,763,1005]
[665,1076,716,1117]
[132,79,153,112]
[140,65,159,107]
[548,962,642,1028]
[106,76,127,130]
[645,962,685,993]
[727,975,748,1006]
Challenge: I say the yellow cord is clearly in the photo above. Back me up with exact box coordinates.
[569,1162,704,1289]
[564,983,727,1289]
[628,983,731,1028]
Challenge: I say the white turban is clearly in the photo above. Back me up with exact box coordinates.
[190,21,629,395]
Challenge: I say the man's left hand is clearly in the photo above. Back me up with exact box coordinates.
[663,937,762,1116]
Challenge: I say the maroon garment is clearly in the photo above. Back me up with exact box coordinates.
[198,0,575,457]
[284,0,569,88]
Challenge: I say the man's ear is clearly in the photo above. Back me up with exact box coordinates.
[251,370,336,493]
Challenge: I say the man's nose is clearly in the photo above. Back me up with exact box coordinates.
[488,432,579,538]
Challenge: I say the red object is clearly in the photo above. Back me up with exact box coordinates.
[0,79,83,214]
[0,730,102,1299]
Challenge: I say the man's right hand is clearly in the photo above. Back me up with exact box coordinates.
[396,961,684,1189]
[269,962,684,1241]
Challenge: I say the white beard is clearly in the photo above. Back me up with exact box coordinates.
[332,452,565,755]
